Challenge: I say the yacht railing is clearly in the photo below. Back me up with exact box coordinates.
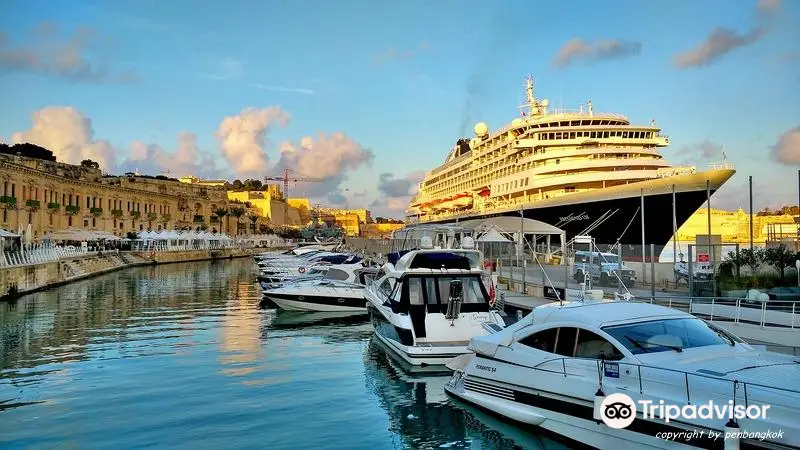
[636,296,798,329]
[531,355,800,411]
[279,283,365,295]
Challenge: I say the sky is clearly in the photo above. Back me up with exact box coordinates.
[0,0,799,218]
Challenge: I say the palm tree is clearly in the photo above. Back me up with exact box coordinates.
[213,208,228,234]
[249,215,258,234]
[229,207,245,235]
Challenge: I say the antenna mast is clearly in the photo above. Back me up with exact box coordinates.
[520,75,546,118]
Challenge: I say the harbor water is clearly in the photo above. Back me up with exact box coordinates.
[0,259,566,449]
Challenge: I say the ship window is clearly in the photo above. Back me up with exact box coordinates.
[555,327,578,356]
[425,278,438,305]
[569,132,575,139]
[575,329,623,360]
[408,278,424,305]
[556,159,560,164]
[519,327,558,353]
[325,268,350,281]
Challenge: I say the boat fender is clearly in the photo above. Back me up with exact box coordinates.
[724,419,740,450]
[593,388,605,424]
[298,267,306,274]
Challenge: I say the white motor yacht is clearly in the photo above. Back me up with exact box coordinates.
[445,299,800,449]
[263,264,378,312]
[365,236,507,366]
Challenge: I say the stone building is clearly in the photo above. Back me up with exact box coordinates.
[0,151,231,238]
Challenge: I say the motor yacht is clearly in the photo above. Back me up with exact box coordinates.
[263,264,378,312]
[445,299,800,449]
[365,236,507,366]
[257,252,363,283]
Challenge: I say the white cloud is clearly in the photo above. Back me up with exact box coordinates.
[552,38,642,68]
[769,125,800,165]
[11,106,117,170]
[0,23,140,84]
[215,106,290,177]
[249,83,316,96]
[8,105,373,198]
[371,170,426,218]
[276,133,374,198]
[118,132,221,178]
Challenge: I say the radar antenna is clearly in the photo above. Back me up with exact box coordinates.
[519,75,547,118]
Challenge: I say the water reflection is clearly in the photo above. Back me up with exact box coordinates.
[1,259,569,449]
[363,338,567,449]
[0,260,259,401]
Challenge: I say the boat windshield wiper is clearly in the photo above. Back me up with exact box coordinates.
[625,336,651,353]
[707,324,735,346]
[625,336,683,353]
[626,335,683,353]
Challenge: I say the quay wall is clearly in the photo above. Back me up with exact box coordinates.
[1,247,279,300]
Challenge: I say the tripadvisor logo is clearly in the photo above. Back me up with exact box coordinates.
[600,393,637,429]
[600,393,770,429]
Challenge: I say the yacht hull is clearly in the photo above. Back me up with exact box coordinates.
[367,303,470,366]
[266,293,366,312]
[445,374,707,450]
[417,169,735,249]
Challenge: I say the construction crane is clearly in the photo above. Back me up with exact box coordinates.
[265,168,326,226]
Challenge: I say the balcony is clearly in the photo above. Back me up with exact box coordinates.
[25,199,40,210]
[65,205,80,215]
[47,202,60,211]
[194,215,204,223]
[90,207,103,217]
[111,209,123,218]
[1,196,17,208]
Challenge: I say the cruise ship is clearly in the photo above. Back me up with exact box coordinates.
[406,76,736,247]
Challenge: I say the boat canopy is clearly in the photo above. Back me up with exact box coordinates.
[459,216,563,235]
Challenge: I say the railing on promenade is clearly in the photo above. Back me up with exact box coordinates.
[1,234,289,269]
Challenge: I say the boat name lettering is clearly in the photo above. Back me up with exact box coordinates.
[558,213,590,223]
[475,364,496,373]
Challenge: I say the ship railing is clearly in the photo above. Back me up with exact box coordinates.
[531,355,800,414]
[538,109,630,120]
[640,296,799,329]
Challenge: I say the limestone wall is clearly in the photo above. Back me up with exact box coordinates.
[1,247,273,299]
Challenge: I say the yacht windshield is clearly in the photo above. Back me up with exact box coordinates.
[603,318,732,354]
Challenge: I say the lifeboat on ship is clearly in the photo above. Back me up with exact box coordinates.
[475,186,491,198]
[451,192,473,208]
[429,199,444,213]
[438,197,455,210]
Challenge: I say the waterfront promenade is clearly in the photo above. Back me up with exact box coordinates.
[0,234,289,299]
